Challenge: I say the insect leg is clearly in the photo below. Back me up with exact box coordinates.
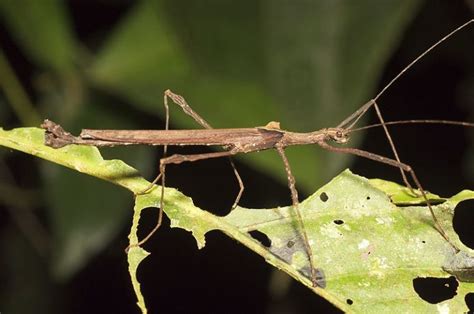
[318,140,459,252]
[164,90,244,208]
[275,145,318,287]
[131,149,240,248]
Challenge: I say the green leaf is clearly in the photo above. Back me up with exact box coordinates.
[41,106,155,280]
[368,178,444,205]
[222,173,474,312]
[1,126,473,313]
[0,0,76,71]
[41,163,134,279]
[0,123,150,280]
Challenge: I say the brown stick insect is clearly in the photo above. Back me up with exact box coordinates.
[41,20,474,287]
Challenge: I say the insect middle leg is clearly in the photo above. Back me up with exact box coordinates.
[275,145,318,287]
[134,149,240,247]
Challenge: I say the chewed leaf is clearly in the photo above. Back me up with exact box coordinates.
[1,127,473,313]
[222,170,474,312]
[128,169,474,312]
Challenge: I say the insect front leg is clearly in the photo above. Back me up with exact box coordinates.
[163,90,245,208]
[340,99,415,193]
[370,100,416,193]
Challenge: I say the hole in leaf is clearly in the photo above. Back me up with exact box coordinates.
[465,293,474,312]
[413,276,458,304]
[287,240,295,248]
[333,219,344,225]
[346,299,353,305]
[320,192,329,202]
[137,206,161,244]
[248,230,271,247]
[452,199,474,249]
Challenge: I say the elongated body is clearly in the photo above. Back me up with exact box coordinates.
[42,119,347,153]
[41,20,474,289]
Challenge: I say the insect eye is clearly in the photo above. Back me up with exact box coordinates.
[336,131,343,138]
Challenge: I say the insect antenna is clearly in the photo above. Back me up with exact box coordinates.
[348,119,474,133]
[335,19,474,252]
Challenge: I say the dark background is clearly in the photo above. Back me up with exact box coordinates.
[0,1,473,313]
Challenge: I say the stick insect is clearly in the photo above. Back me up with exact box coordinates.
[41,19,474,287]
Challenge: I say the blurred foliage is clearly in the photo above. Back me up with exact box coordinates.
[0,0,422,280]
[5,0,474,313]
